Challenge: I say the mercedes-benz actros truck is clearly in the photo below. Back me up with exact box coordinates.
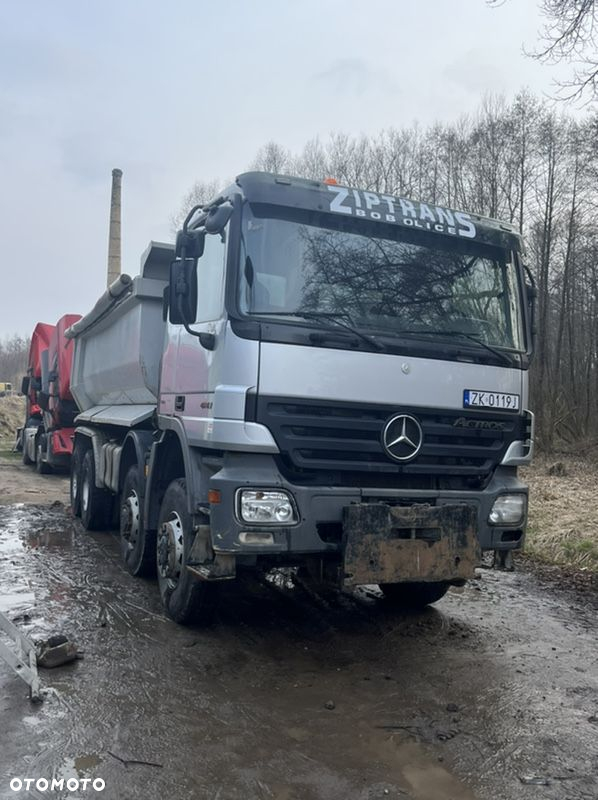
[66,172,535,624]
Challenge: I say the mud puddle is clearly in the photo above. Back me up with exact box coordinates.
[0,502,597,799]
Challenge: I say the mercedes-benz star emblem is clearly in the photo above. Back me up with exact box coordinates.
[382,414,423,462]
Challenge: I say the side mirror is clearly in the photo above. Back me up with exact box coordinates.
[175,228,205,260]
[162,286,169,322]
[169,259,198,325]
[205,202,233,234]
[522,264,537,346]
[525,282,537,336]
[21,376,30,396]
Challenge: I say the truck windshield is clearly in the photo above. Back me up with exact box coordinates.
[238,207,525,352]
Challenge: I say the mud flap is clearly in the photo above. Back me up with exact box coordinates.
[342,503,480,588]
[187,524,236,581]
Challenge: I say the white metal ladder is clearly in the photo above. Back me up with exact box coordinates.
[0,609,42,702]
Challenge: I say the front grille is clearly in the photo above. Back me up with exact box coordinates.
[252,396,526,488]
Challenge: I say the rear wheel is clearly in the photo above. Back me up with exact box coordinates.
[22,422,37,465]
[379,581,450,608]
[70,446,83,517]
[22,444,34,466]
[80,449,111,530]
[120,465,155,577]
[157,478,217,625]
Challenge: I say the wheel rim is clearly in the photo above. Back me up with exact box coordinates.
[71,470,78,500]
[157,512,184,589]
[121,490,140,553]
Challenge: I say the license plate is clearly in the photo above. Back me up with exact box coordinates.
[463,389,520,411]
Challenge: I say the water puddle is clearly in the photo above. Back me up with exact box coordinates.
[0,591,36,614]
[394,741,477,800]
[73,754,103,774]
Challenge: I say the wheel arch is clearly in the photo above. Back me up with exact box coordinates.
[145,418,209,530]
[119,430,154,496]
[73,427,106,488]
[145,429,187,532]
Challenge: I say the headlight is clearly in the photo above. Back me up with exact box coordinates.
[488,494,526,526]
[238,490,297,525]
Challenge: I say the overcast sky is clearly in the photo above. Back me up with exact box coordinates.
[0,0,573,337]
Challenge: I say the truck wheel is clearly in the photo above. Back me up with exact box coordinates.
[379,581,450,608]
[80,449,111,531]
[70,446,83,517]
[157,478,217,625]
[120,466,155,577]
[35,439,52,475]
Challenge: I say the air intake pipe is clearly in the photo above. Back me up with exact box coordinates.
[65,274,133,339]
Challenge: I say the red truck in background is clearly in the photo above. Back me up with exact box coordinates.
[19,314,81,473]
[20,321,54,446]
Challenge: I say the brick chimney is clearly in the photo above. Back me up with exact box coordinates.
[107,168,123,287]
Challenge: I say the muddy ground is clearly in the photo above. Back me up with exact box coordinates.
[0,456,597,800]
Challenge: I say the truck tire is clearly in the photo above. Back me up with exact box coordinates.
[70,446,83,517]
[80,449,111,531]
[157,478,217,625]
[120,466,155,577]
[379,581,450,608]
[35,439,52,475]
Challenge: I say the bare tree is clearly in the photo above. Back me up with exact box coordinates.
[535,0,598,98]
[170,179,223,233]
[0,335,30,387]
[296,137,327,180]
[491,0,598,100]
[250,141,293,174]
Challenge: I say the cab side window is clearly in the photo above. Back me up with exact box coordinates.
[197,231,226,322]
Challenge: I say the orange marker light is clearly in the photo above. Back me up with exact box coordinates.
[323,177,338,185]
[208,489,221,504]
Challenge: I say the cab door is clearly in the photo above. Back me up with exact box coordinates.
[174,229,228,422]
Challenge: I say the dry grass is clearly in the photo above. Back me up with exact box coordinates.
[523,455,598,572]
[0,395,25,449]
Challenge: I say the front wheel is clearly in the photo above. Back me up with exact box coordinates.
[22,445,34,466]
[157,478,217,625]
[379,581,450,608]
[35,439,52,475]
[120,466,155,577]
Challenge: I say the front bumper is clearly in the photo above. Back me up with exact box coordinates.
[208,453,528,557]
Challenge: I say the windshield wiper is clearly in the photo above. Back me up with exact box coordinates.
[390,329,515,366]
[250,310,385,352]
[297,312,386,351]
